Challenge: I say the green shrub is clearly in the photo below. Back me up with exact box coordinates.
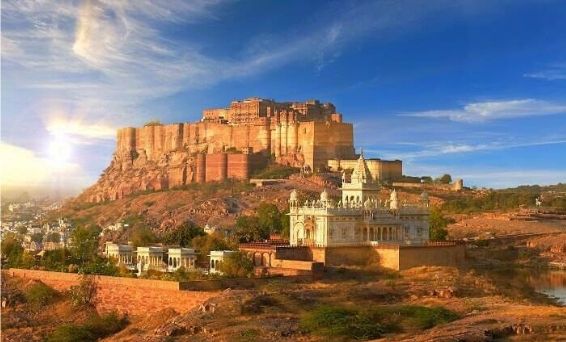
[429,207,452,241]
[48,324,94,342]
[218,251,254,278]
[301,305,458,339]
[251,163,299,179]
[47,312,128,342]
[300,305,384,340]
[395,305,459,330]
[68,275,97,307]
[83,312,128,338]
[24,282,58,308]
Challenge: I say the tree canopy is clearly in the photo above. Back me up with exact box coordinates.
[429,207,451,241]
[218,251,254,278]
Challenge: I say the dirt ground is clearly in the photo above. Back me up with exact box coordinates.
[104,265,565,341]
[447,212,566,239]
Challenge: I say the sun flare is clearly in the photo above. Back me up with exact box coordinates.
[48,133,73,164]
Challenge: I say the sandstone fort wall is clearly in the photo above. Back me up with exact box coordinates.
[328,158,403,182]
[6,269,216,316]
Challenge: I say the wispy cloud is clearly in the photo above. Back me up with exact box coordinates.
[366,138,566,161]
[524,62,566,80]
[401,99,566,122]
[1,0,476,130]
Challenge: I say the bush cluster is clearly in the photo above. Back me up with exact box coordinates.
[23,282,58,308]
[47,312,128,342]
[300,305,458,339]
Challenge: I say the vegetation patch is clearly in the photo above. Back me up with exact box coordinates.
[251,163,299,179]
[47,312,128,342]
[300,304,459,340]
[23,282,59,308]
[240,294,279,315]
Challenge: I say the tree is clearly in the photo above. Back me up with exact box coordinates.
[30,233,44,243]
[218,252,254,278]
[162,221,205,247]
[129,226,156,247]
[234,215,269,243]
[257,203,283,234]
[420,176,433,184]
[1,234,23,259]
[429,207,450,241]
[70,226,101,263]
[1,234,25,267]
[41,249,70,271]
[191,233,235,264]
[46,232,61,243]
[280,209,290,240]
[435,174,452,184]
[192,233,232,256]
[69,274,97,307]
[16,226,28,235]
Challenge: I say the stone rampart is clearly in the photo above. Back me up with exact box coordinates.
[6,269,216,316]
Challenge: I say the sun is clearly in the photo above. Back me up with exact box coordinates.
[48,133,73,164]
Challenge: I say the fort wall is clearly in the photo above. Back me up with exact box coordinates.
[6,269,216,316]
[83,98,356,202]
[328,158,402,182]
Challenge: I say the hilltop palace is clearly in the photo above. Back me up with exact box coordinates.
[289,153,429,247]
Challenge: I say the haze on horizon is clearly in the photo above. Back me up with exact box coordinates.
[1,0,565,198]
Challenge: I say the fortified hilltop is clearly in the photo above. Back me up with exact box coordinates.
[82,98,356,202]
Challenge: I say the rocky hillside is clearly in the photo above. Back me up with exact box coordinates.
[59,174,439,240]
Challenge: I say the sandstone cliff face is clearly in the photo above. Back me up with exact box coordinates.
[80,118,354,203]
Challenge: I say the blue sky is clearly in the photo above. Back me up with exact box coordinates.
[1,0,565,195]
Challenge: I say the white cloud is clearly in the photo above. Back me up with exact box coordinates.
[0,142,90,192]
[524,63,566,81]
[46,117,117,141]
[402,99,566,122]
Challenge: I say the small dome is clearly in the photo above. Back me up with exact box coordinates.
[290,189,298,201]
[320,189,329,202]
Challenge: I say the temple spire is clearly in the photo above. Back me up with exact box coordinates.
[351,149,371,184]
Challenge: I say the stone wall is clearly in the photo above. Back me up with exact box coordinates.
[397,244,466,270]
[276,244,465,271]
[310,246,378,266]
[84,116,354,202]
[6,269,216,316]
[328,158,402,182]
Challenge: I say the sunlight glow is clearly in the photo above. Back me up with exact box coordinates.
[48,133,73,164]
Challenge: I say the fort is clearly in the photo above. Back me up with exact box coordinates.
[83,98,356,202]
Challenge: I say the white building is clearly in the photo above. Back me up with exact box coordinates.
[105,242,134,266]
[136,246,165,272]
[167,247,197,271]
[289,153,430,247]
[209,250,236,274]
